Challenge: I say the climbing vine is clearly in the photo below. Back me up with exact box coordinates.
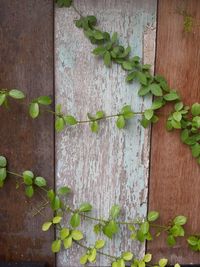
[0,0,200,266]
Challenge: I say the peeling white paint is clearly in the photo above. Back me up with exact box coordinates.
[55,1,157,266]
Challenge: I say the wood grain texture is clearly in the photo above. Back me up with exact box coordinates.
[148,0,200,263]
[0,1,54,266]
[55,1,156,266]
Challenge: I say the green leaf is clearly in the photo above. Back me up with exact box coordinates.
[104,51,111,67]
[112,261,118,267]
[173,215,187,225]
[136,229,145,242]
[63,236,72,249]
[0,94,6,106]
[80,254,88,265]
[181,129,189,143]
[175,102,184,111]
[187,236,198,246]
[94,30,104,40]
[0,156,7,167]
[148,211,159,222]
[70,213,81,228]
[42,222,52,231]
[137,72,147,85]
[111,32,118,43]
[191,103,200,116]
[126,71,137,82]
[140,221,149,234]
[34,176,47,187]
[56,104,62,114]
[122,252,133,261]
[37,96,52,105]
[95,239,106,249]
[79,202,92,212]
[167,235,176,246]
[166,120,173,131]
[164,91,179,101]
[53,216,62,224]
[29,102,39,119]
[151,99,164,110]
[87,16,97,27]
[58,186,71,195]
[191,143,200,157]
[121,105,134,119]
[159,258,168,267]
[93,46,106,56]
[138,86,151,96]
[55,117,65,132]
[173,111,182,122]
[91,121,99,133]
[93,223,102,234]
[88,248,97,263]
[144,109,154,120]
[55,0,72,7]
[25,185,34,198]
[149,83,163,96]
[60,228,70,240]
[140,117,151,128]
[122,61,133,70]
[64,115,77,125]
[0,168,7,181]
[51,195,61,211]
[47,189,55,202]
[96,111,105,119]
[110,204,121,219]
[143,253,152,262]
[170,225,184,237]
[117,259,125,267]
[171,119,181,129]
[116,115,125,129]
[9,89,25,99]
[71,230,83,240]
[174,264,181,267]
[138,261,145,267]
[51,239,61,253]
[103,220,119,239]
[23,170,34,185]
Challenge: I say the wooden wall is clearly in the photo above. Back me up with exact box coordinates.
[148,0,200,264]
[55,0,157,266]
[0,0,200,266]
[0,1,55,266]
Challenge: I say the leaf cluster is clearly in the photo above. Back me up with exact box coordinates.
[22,170,47,198]
[29,96,52,119]
[167,102,200,164]
[166,215,187,246]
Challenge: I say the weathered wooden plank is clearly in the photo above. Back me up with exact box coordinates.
[55,1,157,266]
[148,0,200,263]
[0,1,54,266]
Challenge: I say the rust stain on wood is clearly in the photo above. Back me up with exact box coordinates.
[148,0,200,263]
[0,1,55,266]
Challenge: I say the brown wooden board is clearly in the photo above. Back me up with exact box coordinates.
[0,1,54,266]
[148,0,200,264]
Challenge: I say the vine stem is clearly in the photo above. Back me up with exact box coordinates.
[45,108,144,124]
[7,170,22,178]
[74,240,117,260]
[6,171,171,230]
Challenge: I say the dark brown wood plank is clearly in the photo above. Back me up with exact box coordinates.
[0,1,54,266]
[148,0,200,264]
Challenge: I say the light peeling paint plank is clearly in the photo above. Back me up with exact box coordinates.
[55,1,157,266]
